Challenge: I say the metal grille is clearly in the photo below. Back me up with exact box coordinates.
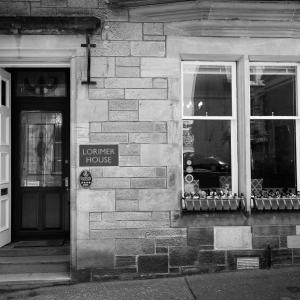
[237,257,260,270]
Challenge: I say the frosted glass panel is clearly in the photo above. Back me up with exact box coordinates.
[20,111,63,187]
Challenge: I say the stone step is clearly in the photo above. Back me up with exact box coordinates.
[0,246,70,257]
[0,272,71,291]
[0,255,70,274]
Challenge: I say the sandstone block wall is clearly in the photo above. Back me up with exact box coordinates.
[3,0,300,280]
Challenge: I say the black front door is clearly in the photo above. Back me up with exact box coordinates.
[11,68,70,240]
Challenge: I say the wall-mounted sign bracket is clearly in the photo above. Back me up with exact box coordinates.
[81,32,97,85]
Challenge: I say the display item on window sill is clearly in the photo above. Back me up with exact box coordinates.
[251,189,300,211]
[181,191,246,212]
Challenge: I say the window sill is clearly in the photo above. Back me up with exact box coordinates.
[182,197,246,212]
[253,198,300,211]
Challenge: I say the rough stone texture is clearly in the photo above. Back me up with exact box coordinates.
[116,57,140,67]
[77,239,114,269]
[91,57,115,77]
[90,217,170,230]
[119,156,140,166]
[90,122,102,132]
[102,121,167,133]
[109,100,138,111]
[116,200,139,211]
[144,35,166,41]
[214,226,252,250]
[140,144,179,166]
[131,42,165,57]
[116,66,140,78]
[115,256,136,268]
[92,178,130,189]
[187,227,214,248]
[101,212,153,221]
[252,236,279,249]
[138,255,168,273]
[77,190,115,212]
[105,78,152,89]
[68,0,98,7]
[116,238,155,255]
[109,110,138,121]
[139,101,173,121]
[92,41,130,56]
[104,22,142,41]
[89,89,124,100]
[77,101,108,123]
[272,249,293,265]
[41,0,66,7]
[119,144,140,156]
[139,189,179,211]
[287,236,300,248]
[90,78,105,89]
[116,189,139,200]
[129,132,167,144]
[130,178,167,189]
[90,133,128,143]
[103,166,166,178]
[141,58,180,78]
[169,247,198,266]
[143,23,164,35]
[153,78,168,88]
[156,236,187,247]
[125,88,167,100]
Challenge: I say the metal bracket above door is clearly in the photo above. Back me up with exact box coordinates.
[81,32,97,85]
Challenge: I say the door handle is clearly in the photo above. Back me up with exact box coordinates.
[64,177,69,188]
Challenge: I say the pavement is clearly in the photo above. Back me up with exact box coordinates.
[1,267,300,300]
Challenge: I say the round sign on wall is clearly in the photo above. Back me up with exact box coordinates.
[79,170,92,188]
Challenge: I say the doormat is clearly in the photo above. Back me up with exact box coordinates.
[13,240,64,248]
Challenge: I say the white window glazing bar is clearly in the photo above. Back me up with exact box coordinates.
[296,64,300,193]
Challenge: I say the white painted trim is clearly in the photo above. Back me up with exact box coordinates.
[250,116,300,120]
[296,64,300,193]
[0,47,77,273]
[181,61,238,194]
[249,61,300,195]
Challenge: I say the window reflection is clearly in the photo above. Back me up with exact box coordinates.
[250,66,296,116]
[183,65,232,116]
[183,120,231,192]
[251,120,296,191]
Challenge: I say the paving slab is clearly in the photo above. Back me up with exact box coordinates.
[0,276,193,300]
[186,268,300,300]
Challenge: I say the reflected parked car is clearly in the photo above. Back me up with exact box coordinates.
[183,152,230,173]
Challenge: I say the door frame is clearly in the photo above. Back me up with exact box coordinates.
[0,43,80,271]
[10,67,70,240]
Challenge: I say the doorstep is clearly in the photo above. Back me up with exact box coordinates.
[0,272,71,291]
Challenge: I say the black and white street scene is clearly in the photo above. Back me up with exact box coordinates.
[0,0,300,299]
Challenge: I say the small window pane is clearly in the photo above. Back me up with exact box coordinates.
[251,120,296,192]
[183,64,232,116]
[183,120,231,192]
[250,66,296,116]
[20,111,63,187]
[1,80,6,106]
[16,71,66,97]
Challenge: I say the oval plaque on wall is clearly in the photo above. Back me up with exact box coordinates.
[79,170,92,188]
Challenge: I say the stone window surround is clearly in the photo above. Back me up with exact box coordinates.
[167,36,300,212]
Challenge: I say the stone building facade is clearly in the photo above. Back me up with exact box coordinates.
[0,0,300,282]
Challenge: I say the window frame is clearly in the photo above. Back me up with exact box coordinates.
[181,61,238,195]
[249,61,300,195]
